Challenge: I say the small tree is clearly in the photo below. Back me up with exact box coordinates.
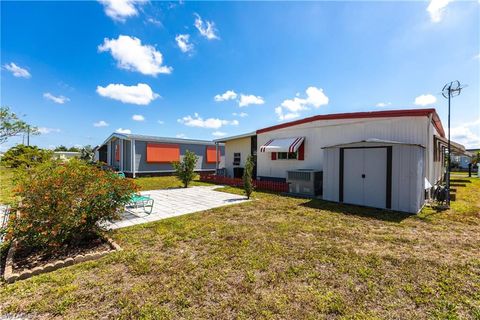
[172,150,198,188]
[80,145,95,162]
[0,106,38,144]
[243,155,254,199]
[2,144,53,168]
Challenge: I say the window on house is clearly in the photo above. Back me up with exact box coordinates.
[277,152,298,160]
[233,153,241,165]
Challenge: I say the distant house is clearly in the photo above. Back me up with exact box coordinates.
[452,148,479,170]
[216,108,469,213]
[94,133,224,177]
[53,151,81,161]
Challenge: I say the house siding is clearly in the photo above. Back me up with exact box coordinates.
[134,140,224,173]
[224,136,252,178]
[257,116,428,180]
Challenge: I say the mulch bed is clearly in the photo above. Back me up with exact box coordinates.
[13,236,112,273]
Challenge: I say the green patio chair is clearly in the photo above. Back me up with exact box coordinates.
[117,172,126,179]
[126,193,154,214]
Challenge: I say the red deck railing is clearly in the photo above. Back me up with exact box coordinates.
[199,173,289,193]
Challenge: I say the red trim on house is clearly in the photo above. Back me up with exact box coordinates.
[298,141,305,160]
[289,137,303,152]
[256,108,445,138]
[260,139,273,152]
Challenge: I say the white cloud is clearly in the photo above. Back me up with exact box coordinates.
[4,62,31,78]
[146,17,162,26]
[450,118,480,148]
[93,120,109,127]
[239,94,265,107]
[177,113,239,129]
[43,92,70,104]
[38,127,61,134]
[175,34,194,53]
[275,106,300,121]
[275,86,329,120]
[157,120,164,124]
[116,128,132,134]
[98,0,146,22]
[194,13,219,40]
[232,112,248,117]
[96,83,159,105]
[214,90,237,102]
[427,0,452,23]
[98,35,172,76]
[414,94,437,106]
[376,102,392,108]
[176,133,187,139]
[132,114,145,121]
[212,131,227,137]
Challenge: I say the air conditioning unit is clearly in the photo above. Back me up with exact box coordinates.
[287,169,323,196]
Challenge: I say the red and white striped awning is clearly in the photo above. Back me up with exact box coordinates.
[260,137,305,153]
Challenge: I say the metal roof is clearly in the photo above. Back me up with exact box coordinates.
[99,132,220,147]
[257,108,445,138]
[213,131,256,143]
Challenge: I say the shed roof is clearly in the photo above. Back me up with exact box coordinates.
[322,138,426,149]
[257,108,445,137]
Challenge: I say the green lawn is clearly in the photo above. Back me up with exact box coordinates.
[0,175,479,319]
[134,174,212,191]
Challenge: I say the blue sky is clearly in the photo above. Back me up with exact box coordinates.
[1,0,479,150]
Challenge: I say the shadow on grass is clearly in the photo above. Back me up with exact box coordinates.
[300,199,412,223]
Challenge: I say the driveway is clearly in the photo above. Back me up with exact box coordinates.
[107,186,248,229]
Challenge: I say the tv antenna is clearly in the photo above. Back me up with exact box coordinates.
[441,80,467,207]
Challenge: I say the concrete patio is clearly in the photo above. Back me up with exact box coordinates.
[107,186,249,229]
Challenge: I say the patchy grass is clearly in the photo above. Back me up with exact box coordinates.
[0,176,479,319]
[0,166,16,204]
[133,174,212,191]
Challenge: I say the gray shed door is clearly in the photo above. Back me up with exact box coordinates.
[343,148,387,209]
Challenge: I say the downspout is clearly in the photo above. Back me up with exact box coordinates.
[132,139,136,178]
[215,142,219,173]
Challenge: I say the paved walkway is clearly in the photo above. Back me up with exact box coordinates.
[107,186,248,229]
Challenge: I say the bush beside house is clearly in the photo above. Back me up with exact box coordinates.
[4,159,137,252]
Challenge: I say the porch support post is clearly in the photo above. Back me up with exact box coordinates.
[107,141,111,166]
[119,139,124,172]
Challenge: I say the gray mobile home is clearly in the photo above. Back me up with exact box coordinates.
[95,133,224,177]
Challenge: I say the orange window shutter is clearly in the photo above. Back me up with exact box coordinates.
[271,152,277,160]
[206,146,220,163]
[115,144,120,161]
[146,143,180,163]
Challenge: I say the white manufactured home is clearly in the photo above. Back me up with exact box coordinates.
[216,108,468,213]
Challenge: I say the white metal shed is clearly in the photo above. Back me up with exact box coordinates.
[322,139,425,214]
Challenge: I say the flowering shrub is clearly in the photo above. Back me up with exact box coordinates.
[7,159,137,251]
